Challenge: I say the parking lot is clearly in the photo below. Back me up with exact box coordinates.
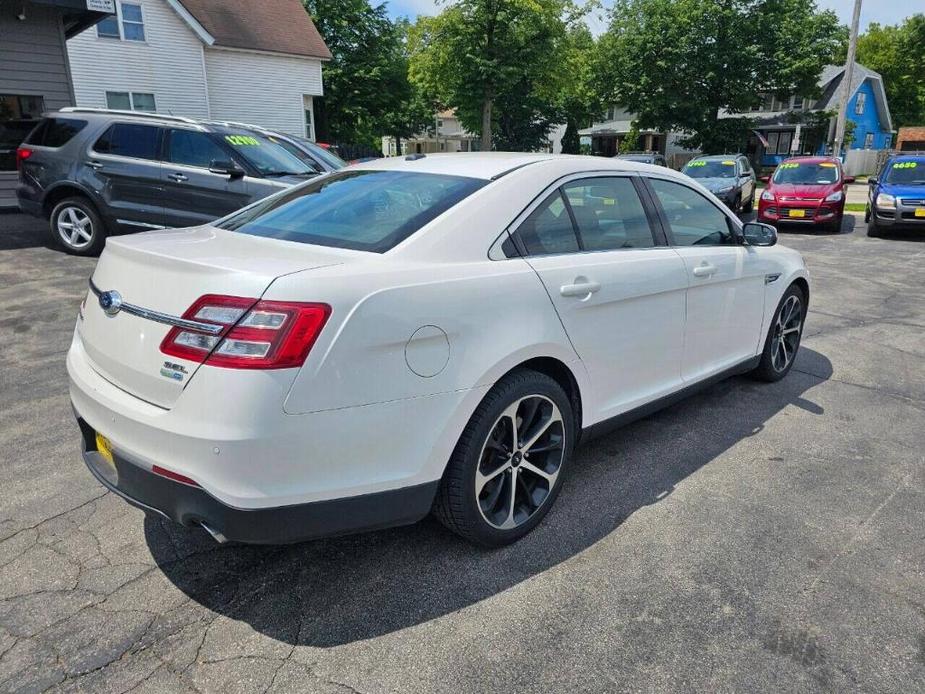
[1,210,923,693]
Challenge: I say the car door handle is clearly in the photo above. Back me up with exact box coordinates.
[85,160,104,170]
[168,173,188,182]
[692,264,718,278]
[560,280,601,297]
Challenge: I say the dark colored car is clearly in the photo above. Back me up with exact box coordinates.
[866,154,925,237]
[16,108,318,255]
[613,152,668,167]
[681,154,756,213]
[758,156,851,233]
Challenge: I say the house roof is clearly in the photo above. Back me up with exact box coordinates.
[172,0,332,60]
[719,62,893,132]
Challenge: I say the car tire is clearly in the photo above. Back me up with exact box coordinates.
[864,205,871,223]
[751,284,806,383]
[434,369,575,547]
[50,197,107,256]
[742,190,754,213]
[867,218,881,238]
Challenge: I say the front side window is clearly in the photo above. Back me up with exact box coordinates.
[649,178,735,247]
[167,130,228,168]
[94,123,160,160]
[562,178,655,250]
[218,170,486,252]
[517,191,579,256]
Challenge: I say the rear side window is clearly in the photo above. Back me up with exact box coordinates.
[25,118,88,147]
[94,123,160,160]
[562,177,655,250]
[517,190,580,256]
[218,170,486,252]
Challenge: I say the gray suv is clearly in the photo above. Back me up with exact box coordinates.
[16,108,319,255]
[680,154,757,213]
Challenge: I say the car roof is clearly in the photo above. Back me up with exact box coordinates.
[351,152,675,181]
[692,154,744,161]
[780,156,839,165]
[889,153,925,160]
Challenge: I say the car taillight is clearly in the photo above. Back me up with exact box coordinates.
[15,147,32,170]
[160,295,330,370]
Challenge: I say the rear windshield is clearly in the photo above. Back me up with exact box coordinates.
[772,162,839,185]
[25,117,87,147]
[683,159,736,178]
[217,170,486,252]
[219,132,314,177]
[883,160,925,185]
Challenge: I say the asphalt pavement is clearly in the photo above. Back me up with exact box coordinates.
[0,211,923,693]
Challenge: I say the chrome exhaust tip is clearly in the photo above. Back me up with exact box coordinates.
[199,521,227,544]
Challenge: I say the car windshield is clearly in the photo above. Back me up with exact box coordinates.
[683,159,736,178]
[219,132,314,176]
[883,160,925,185]
[294,137,348,169]
[217,170,486,252]
[772,162,839,185]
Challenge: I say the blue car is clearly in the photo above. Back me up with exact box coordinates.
[866,154,925,237]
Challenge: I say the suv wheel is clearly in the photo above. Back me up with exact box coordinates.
[434,369,575,546]
[50,197,106,256]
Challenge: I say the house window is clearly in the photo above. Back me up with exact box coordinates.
[855,92,866,115]
[106,91,157,112]
[97,2,146,41]
[302,95,314,140]
[0,94,46,171]
[767,131,779,154]
[864,132,874,149]
[884,135,892,149]
[777,130,792,154]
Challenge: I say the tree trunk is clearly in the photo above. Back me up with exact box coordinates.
[481,97,492,151]
[394,135,402,157]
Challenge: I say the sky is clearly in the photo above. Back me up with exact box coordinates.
[385,0,913,33]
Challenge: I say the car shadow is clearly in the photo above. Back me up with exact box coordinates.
[145,348,833,647]
[0,211,57,251]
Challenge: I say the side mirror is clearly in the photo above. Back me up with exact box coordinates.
[209,159,245,178]
[844,176,855,184]
[760,175,770,183]
[868,177,877,186]
[742,221,777,247]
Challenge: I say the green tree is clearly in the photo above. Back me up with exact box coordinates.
[595,0,843,152]
[304,0,418,146]
[409,0,575,151]
[855,14,925,128]
[558,23,603,154]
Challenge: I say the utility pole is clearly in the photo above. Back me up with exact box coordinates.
[833,0,862,159]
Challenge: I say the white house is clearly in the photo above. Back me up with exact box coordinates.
[66,0,331,139]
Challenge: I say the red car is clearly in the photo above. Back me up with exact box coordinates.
[758,156,853,232]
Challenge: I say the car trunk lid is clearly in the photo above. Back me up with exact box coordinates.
[79,225,345,408]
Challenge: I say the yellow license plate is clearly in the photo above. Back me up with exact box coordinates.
[789,209,806,218]
[95,432,115,466]
[915,208,925,218]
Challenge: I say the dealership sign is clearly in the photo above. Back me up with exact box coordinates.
[86,0,116,12]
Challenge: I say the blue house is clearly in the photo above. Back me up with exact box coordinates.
[723,62,894,168]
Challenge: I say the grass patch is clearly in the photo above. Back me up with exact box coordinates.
[845,203,867,212]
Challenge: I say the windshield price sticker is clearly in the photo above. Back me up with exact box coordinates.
[722,160,735,165]
[225,135,260,146]
[688,161,707,167]
[892,161,917,169]
[779,162,800,169]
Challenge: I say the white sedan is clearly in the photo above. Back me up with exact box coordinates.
[70,153,809,546]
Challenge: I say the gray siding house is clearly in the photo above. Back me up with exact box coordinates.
[0,0,113,208]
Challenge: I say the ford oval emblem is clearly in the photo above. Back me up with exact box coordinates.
[98,290,123,317]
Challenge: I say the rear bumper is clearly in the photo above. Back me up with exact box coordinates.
[15,195,42,217]
[77,416,438,544]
